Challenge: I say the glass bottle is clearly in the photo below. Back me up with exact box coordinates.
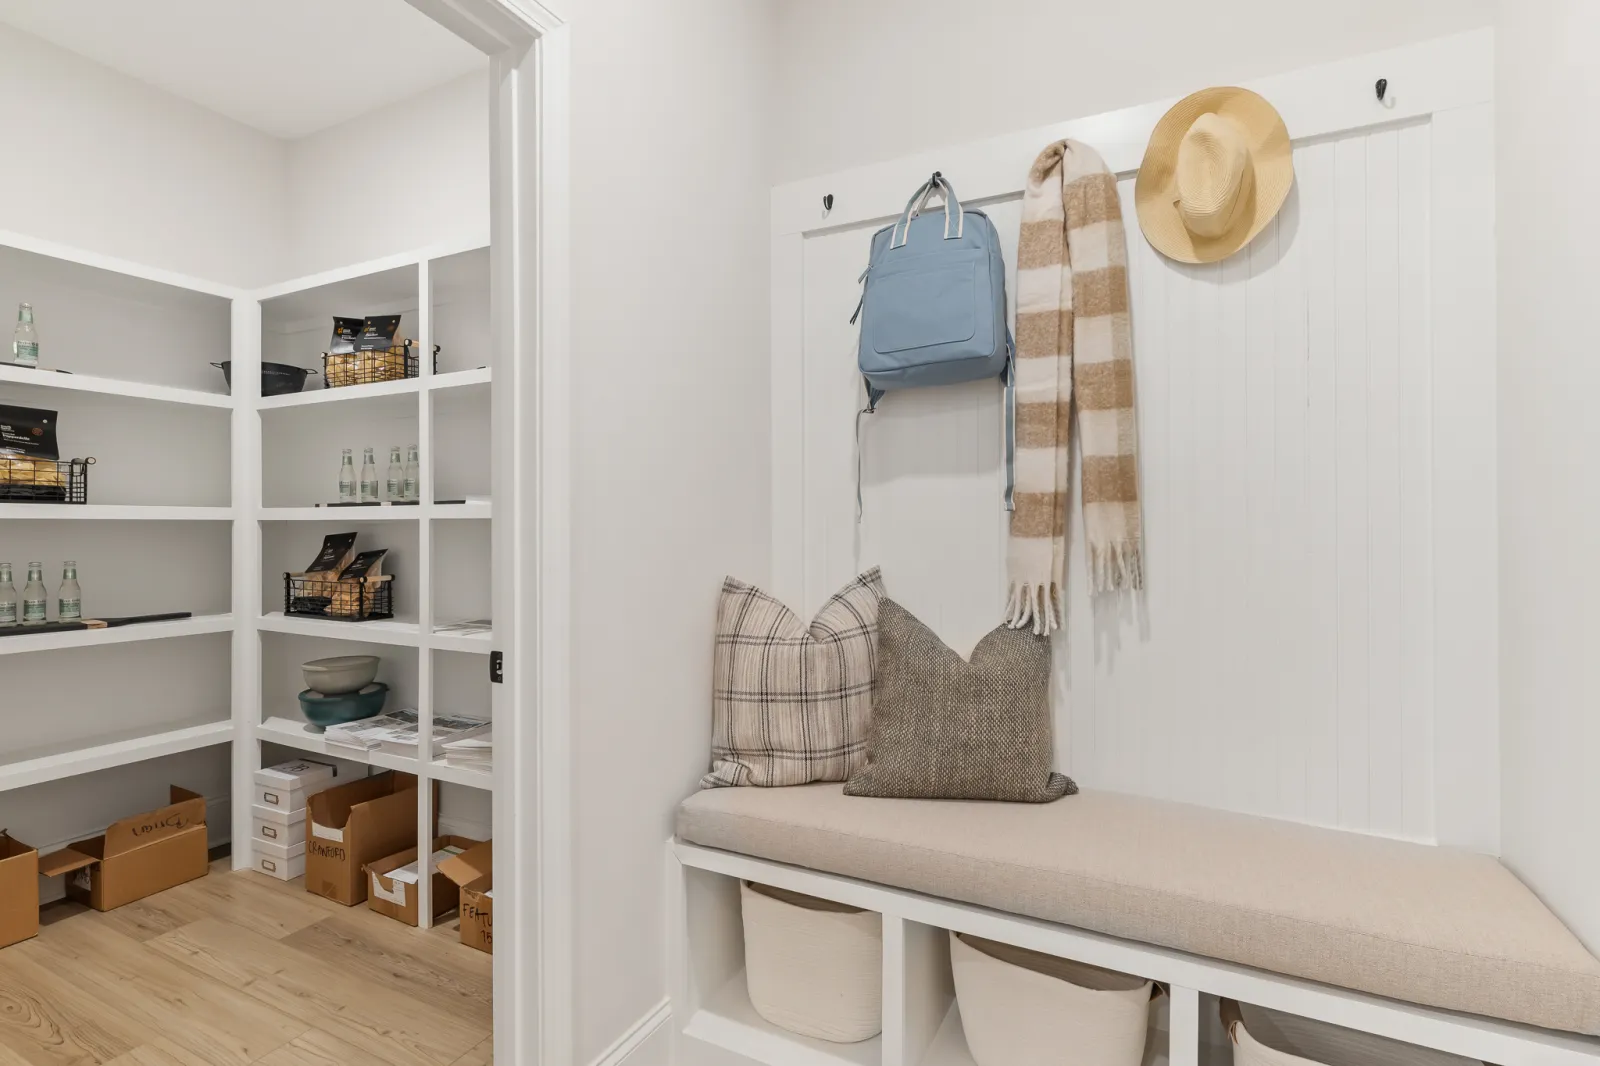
[403,444,419,502]
[338,448,356,503]
[11,302,37,367]
[359,447,379,503]
[386,446,403,501]
[58,561,81,622]
[21,562,47,626]
[0,563,17,627]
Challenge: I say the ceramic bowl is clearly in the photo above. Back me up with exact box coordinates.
[301,654,380,695]
[297,682,389,732]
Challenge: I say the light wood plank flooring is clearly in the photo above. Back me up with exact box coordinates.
[0,859,492,1066]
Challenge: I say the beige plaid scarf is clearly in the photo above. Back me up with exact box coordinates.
[1006,139,1143,635]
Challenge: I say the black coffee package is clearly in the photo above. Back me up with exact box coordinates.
[354,314,403,352]
[339,549,389,581]
[304,533,358,575]
[328,317,363,354]
[0,404,60,459]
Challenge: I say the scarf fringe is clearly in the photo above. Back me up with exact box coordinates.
[1006,581,1062,636]
[1090,540,1144,594]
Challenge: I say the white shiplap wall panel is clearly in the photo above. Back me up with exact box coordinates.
[795,115,1483,843]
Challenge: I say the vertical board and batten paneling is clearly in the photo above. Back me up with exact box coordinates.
[781,42,1495,845]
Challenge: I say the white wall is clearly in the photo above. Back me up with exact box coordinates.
[1496,0,1600,952]
[283,70,489,279]
[0,22,288,287]
[772,0,1491,182]
[567,2,775,1061]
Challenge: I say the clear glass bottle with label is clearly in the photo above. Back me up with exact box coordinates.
[58,560,81,622]
[11,303,37,367]
[21,562,47,626]
[403,444,419,501]
[386,446,403,501]
[359,447,379,503]
[338,448,356,503]
[0,563,17,627]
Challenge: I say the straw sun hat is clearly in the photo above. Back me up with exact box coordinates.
[1135,87,1293,264]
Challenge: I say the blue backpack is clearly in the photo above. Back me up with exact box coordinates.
[852,173,1014,508]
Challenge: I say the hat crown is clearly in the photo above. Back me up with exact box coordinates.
[1175,112,1255,239]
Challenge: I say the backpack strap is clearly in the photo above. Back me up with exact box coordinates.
[890,173,965,249]
[1003,328,1016,512]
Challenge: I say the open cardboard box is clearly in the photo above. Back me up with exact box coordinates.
[366,835,482,927]
[439,839,493,953]
[37,787,208,911]
[0,831,39,948]
[305,770,428,906]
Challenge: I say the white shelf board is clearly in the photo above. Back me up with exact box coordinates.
[0,717,233,793]
[0,364,234,408]
[0,613,234,656]
[431,502,491,520]
[257,715,419,774]
[256,377,420,410]
[431,626,494,654]
[0,504,234,521]
[684,971,880,1066]
[430,758,493,790]
[257,612,421,647]
[428,367,491,391]
[260,505,422,522]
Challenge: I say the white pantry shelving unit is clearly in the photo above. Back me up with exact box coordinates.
[0,233,500,936]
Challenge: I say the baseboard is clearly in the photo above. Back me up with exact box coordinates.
[589,998,672,1066]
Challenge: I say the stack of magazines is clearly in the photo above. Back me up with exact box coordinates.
[325,708,490,757]
[442,727,493,773]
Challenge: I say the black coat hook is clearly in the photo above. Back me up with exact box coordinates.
[822,193,834,212]
[1375,77,1388,102]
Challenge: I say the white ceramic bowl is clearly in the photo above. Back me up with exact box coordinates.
[301,655,380,695]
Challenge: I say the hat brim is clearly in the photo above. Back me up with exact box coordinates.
[1135,87,1294,264]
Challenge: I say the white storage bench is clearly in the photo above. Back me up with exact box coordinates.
[670,785,1600,1066]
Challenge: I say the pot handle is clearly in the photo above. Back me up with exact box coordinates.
[305,368,320,376]
[210,362,226,369]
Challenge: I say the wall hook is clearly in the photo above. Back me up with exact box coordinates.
[1375,77,1388,103]
[822,193,834,213]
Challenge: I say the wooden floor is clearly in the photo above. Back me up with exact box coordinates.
[0,858,493,1066]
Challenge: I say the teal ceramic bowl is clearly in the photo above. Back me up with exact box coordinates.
[297,682,389,732]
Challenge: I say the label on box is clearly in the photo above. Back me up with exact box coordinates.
[311,822,344,843]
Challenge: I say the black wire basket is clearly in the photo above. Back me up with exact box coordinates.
[284,573,395,621]
[322,342,440,389]
[0,456,94,504]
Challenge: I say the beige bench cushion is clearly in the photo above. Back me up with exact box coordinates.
[677,784,1600,1035]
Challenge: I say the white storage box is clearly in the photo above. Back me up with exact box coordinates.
[740,881,882,1043]
[1221,1000,1482,1066]
[951,932,1152,1066]
[253,759,339,813]
[252,803,307,848]
[253,837,307,881]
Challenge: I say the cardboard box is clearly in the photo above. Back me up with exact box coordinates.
[253,838,306,881]
[0,832,39,949]
[252,803,307,848]
[439,839,493,953]
[366,835,482,927]
[37,787,208,911]
[253,758,340,813]
[305,770,421,906]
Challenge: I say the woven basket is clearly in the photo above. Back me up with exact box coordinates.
[1222,1001,1482,1066]
[951,932,1152,1066]
[0,456,62,486]
[740,881,882,1042]
[324,345,411,388]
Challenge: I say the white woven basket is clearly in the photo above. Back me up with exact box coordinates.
[951,931,1153,1066]
[1223,1000,1483,1066]
[740,881,883,1042]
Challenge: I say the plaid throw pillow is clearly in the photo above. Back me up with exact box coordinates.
[702,569,885,788]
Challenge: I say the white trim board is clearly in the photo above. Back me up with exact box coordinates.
[671,841,1600,1066]
[770,28,1492,235]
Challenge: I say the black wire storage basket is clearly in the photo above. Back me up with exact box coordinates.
[322,342,440,389]
[284,573,395,621]
[0,456,94,504]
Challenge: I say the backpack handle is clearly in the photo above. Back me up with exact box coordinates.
[890,172,964,248]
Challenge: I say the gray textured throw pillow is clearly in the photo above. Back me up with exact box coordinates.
[844,598,1075,803]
